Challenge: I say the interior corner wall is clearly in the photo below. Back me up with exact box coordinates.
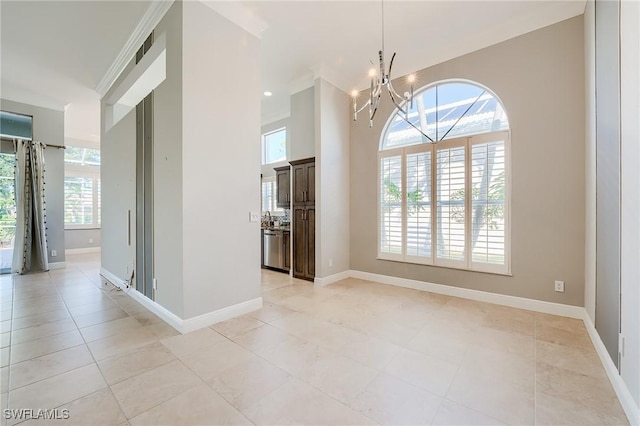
[350,16,586,305]
[181,1,261,319]
[0,99,65,266]
[315,78,350,278]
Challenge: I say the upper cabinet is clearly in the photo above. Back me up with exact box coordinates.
[274,166,290,208]
[291,157,315,205]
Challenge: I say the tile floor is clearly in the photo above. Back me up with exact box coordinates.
[0,253,629,425]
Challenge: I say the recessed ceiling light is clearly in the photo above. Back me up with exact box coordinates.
[264,91,273,97]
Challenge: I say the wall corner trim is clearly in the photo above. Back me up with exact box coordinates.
[100,267,263,334]
[583,313,640,426]
[95,0,174,97]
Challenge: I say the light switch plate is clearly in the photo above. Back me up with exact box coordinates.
[249,212,260,222]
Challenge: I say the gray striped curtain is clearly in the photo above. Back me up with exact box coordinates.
[12,139,49,274]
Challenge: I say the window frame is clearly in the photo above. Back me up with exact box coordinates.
[261,127,287,165]
[378,130,511,276]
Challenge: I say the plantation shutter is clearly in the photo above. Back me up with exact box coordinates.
[471,138,507,271]
[405,150,432,261]
[379,155,403,258]
[436,144,466,265]
[64,176,94,226]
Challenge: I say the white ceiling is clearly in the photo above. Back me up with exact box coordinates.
[0,0,586,141]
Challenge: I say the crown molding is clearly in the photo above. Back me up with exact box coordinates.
[95,0,174,98]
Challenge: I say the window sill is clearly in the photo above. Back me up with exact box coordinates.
[65,227,101,231]
[376,256,513,277]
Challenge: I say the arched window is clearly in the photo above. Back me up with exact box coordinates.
[378,80,510,274]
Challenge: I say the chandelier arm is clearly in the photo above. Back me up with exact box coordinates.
[370,94,382,122]
[396,110,435,143]
[388,88,407,116]
[354,99,372,115]
[388,52,396,79]
[386,81,404,100]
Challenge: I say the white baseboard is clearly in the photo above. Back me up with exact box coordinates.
[314,270,351,287]
[583,312,640,426]
[100,267,263,334]
[348,270,585,319]
[66,247,101,255]
[48,262,66,270]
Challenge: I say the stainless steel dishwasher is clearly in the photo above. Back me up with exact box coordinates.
[263,230,283,269]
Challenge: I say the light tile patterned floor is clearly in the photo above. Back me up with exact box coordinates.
[0,254,629,425]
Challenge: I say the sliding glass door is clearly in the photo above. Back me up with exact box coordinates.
[0,153,16,274]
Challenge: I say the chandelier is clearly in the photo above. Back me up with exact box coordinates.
[351,0,430,140]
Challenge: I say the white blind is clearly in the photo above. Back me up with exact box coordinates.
[406,151,432,258]
[64,176,94,225]
[261,180,273,213]
[380,155,403,255]
[471,140,506,265]
[436,146,466,262]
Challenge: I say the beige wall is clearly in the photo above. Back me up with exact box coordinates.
[350,16,586,305]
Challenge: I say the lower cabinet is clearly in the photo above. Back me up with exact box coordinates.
[283,231,290,271]
[293,206,315,281]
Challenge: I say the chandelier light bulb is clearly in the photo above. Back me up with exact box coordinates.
[351,90,359,98]
[368,68,377,78]
[407,74,416,83]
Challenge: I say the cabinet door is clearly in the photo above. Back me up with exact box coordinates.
[292,207,307,278]
[292,164,307,204]
[276,169,290,208]
[305,163,315,204]
[305,207,315,278]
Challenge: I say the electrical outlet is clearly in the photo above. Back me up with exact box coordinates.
[554,280,565,292]
[51,250,57,257]
[619,333,625,356]
[249,212,260,222]
[89,238,94,244]
[153,278,157,290]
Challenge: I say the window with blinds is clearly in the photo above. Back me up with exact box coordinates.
[261,177,284,215]
[471,140,506,269]
[64,176,100,227]
[64,145,101,229]
[405,151,432,261]
[380,155,403,257]
[436,145,466,265]
[378,132,510,274]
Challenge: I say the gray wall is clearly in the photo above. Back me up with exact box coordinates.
[594,0,621,367]
[289,87,315,161]
[315,78,350,278]
[0,98,65,265]
[181,0,261,318]
[152,1,184,317]
[350,16,586,305]
[100,106,136,285]
[65,229,101,250]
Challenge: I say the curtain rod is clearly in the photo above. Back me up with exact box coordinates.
[0,137,66,149]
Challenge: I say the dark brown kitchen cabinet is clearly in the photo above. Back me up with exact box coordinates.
[274,166,290,208]
[291,158,315,205]
[293,206,315,280]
